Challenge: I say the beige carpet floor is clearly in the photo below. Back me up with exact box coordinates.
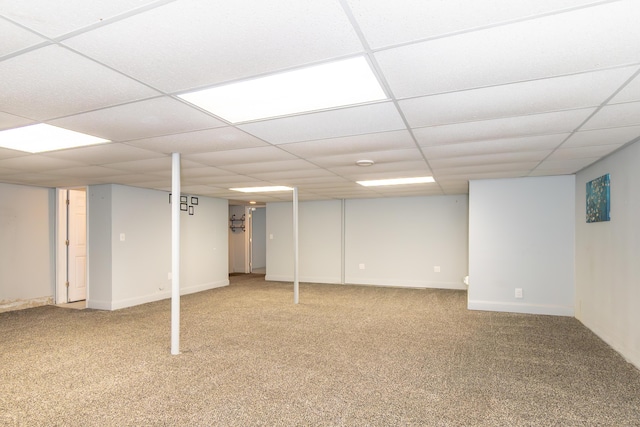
[1,274,639,426]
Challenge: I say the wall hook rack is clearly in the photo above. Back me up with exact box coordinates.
[229,214,245,232]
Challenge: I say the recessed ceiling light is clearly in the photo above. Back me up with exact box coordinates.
[178,56,387,123]
[356,159,375,167]
[357,176,435,187]
[0,123,110,153]
[230,186,294,193]
[249,201,257,204]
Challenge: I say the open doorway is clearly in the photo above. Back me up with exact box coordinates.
[56,188,87,305]
[228,204,266,275]
[249,207,266,274]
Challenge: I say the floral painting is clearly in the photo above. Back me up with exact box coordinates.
[586,173,610,223]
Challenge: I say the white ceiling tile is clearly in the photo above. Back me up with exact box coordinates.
[49,166,134,178]
[0,154,84,172]
[104,157,204,173]
[399,67,636,128]
[239,102,405,145]
[310,148,424,168]
[527,169,576,177]
[441,172,531,181]
[434,162,539,177]
[329,161,430,180]
[99,173,165,185]
[0,45,159,120]
[173,167,231,179]
[562,126,640,148]
[376,1,640,98]
[0,112,36,131]
[279,130,415,158]
[429,151,550,169]
[414,109,594,146]
[546,144,624,160]
[348,0,607,49]
[371,186,444,197]
[0,167,22,176]
[609,69,640,104]
[126,127,270,155]
[41,142,164,164]
[534,157,599,171]
[422,134,567,159]
[220,159,317,175]
[0,19,46,56]
[0,0,166,37]
[64,0,363,92]
[249,168,337,182]
[185,146,297,167]
[49,97,225,141]
[581,101,640,130]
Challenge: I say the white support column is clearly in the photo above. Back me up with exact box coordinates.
[341,199,346,285]
[293,187,299,304]
[171,153,181,355]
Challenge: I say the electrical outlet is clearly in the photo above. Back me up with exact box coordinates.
[359,263,365,270]
[515,288,523,299]
[434,266,441,273]
[119,233,125,241]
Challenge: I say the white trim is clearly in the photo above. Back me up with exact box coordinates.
[467,300,574,316]
[106,280,230,311]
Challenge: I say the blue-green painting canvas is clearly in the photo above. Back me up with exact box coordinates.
[586,174,610,223]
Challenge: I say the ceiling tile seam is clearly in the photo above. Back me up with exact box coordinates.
[0,0,177,62]
[338,0,442,192]
[366,0,619,54]
[529,65,640,173]
[391,63,640,102]
[51,0,178,44]
[411,106,597,133]
[275,128,410,151]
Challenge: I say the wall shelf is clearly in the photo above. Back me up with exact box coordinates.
[229,214,245,232]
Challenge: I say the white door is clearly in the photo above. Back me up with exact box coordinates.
[67,189,87,302]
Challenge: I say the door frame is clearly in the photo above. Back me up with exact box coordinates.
[55,187,88,304]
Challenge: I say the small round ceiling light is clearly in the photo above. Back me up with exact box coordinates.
[356,159,375,167]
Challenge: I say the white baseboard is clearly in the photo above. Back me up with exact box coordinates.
[265,275,466,290]
[99,279,229,311]
[468,299,574,316]
[265,274,341,284]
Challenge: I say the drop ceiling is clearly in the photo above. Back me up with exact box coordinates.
[1,0,639,203]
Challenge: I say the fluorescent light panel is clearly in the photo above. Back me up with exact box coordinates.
[230,186,293,193]
[179,56,387,123]
[357,176,435,187]
[0,124,109,153]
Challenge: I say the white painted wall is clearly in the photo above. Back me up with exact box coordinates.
[575,140,640,369]
[89,184,228,310]
[266,200,342,283]
[468,176,575,316]
[266,196,467,288]
[345,196,468,288]
[87,184,113,308]
[0,183,55,311]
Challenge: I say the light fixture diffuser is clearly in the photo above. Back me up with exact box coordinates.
[357,176,435,187]
[230,186,293,193]
[178,56,387,123]
[0,124,110,153]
